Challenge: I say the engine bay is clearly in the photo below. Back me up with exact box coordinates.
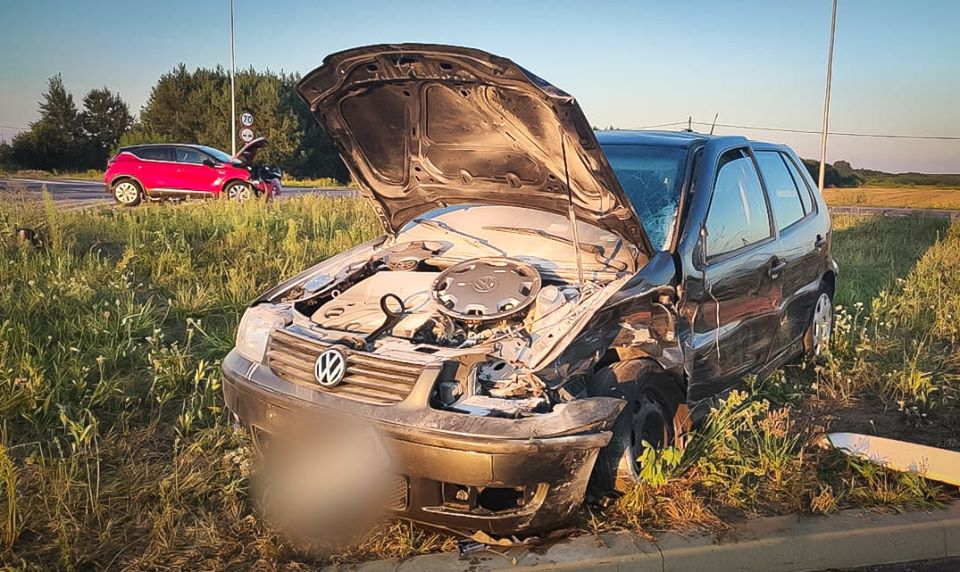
[272,206,649,418]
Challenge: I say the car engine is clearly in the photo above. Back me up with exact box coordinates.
[307,247,574,349]
[283,235,626,417]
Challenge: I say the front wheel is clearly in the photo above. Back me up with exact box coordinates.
[588,360,685,494]
[224,181,253,202]
[112,180,142,206]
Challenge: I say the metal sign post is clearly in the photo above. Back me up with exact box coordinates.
[229,0,237,156]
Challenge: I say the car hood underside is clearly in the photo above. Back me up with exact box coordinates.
[296,44,653,255]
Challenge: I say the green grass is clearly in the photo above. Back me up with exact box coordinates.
[1,197,958,568]
[0,194,380,569]
[280,176,352,188]
[830,214,949,306]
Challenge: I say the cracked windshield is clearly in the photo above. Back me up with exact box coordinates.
[602,143,686,250]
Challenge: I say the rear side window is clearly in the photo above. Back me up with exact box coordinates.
[782,154,815,214]
[756,151,805,230]
[134,147,174,162]
[705,148,772,259]
[175,147,207,164]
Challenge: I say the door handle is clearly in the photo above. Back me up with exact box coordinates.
[815,235,827,250]
[768,258,787,279]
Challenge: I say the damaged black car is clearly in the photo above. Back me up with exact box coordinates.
[221,44,837,535]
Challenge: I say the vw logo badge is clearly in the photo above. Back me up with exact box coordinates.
[473,275,498,293]
[314,348,346,388]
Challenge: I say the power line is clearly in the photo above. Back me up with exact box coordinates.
[626,120,960,141]
[631,121,689,130]
[695,121,960,140]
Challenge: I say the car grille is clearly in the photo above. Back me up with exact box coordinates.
[265,329,423,405]
[386,475,409,511]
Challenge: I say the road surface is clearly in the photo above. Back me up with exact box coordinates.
[0,177,355,210]
[830,205,960,219]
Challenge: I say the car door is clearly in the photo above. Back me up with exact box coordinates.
[754,149,830,357]
[678,145,783,402]
[132,146,176,192]
[172,147,221,195]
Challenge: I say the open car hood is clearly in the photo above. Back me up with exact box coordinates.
[233,136,268,166]
[297,44,653,254]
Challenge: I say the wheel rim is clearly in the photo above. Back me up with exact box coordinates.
[812,292,833,355]
[227,184,251,201]
[114,182,138,204]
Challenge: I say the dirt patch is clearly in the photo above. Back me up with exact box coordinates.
[804,397,960,452]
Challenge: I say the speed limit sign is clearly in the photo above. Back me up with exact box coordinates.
[240,128,255,142]
[240,112,254,127]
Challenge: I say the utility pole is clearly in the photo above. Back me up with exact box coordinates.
[229,0,236,156]
[818,0,838,192]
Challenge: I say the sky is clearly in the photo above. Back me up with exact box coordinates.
[1,0,958,173]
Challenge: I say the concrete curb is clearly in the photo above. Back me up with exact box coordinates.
[335,503,960,571]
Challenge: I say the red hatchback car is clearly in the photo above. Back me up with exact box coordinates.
[104,137,281,205]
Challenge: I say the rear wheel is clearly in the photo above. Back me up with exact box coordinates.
[588,360,685,493]
[112,180,142,206]
[225,181,253,201]
[803,285,834,357]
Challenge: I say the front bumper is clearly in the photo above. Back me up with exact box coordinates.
[221,348,616,535]
[252,179,281,198]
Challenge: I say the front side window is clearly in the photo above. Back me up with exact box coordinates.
[175,147,207,164]
[196,145,234,164]
[704,149,772,259]
[601,144,686,250]
[135,147,174,162]
[756,151,805,230]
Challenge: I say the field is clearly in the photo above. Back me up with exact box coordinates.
[824,186,960,210]
[1,196,958,569]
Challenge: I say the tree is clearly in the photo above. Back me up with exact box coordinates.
[135,65,346,181]
[11,74,84,170]
[0,141,12,171]
[80,88,133,167]
[38,74,82,139]
[281,74,348,181]
[802,159,843,188]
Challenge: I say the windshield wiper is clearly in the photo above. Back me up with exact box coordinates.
[412,218,506,256]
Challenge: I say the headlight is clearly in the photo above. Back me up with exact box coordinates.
[236,305,289,362]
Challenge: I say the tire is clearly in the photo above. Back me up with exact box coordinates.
[588,359,685,494]
[112,179,142,206]
[803,283,834,358]
[224,181,253,202]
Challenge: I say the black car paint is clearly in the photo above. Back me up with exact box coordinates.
[669,135,835,403]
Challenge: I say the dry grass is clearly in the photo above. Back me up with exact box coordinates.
[824,186,960,210]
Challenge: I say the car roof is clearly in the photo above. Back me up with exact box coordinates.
[594,129,791,153]
[120,143,208,151]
